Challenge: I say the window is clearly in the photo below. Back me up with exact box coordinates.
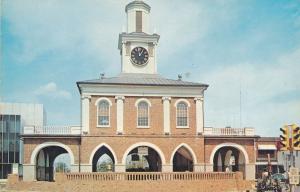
[98,100,110,127]
[257,150,276,159]
[136,11,142,32]
[137,101,149,127]
[177,102,188,127]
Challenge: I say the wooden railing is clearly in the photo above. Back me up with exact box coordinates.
[63,172,236,181]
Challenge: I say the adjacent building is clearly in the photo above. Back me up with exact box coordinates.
[255,137,284,178]
[0,103,45,179]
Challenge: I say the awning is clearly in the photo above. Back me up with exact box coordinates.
[258,145,277,150]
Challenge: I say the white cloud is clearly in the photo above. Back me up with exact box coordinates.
[34,82,71,99]
[202,48,300,136]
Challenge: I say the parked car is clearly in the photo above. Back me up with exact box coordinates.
[271,173,286,183]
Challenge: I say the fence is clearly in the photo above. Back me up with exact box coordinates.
[61,172,238,182]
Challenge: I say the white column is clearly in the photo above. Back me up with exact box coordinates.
[162,164,172,172]
[245,163,256,180]
[194,97,204,135]
[22,164,35,181]
[115,164,126,172]
[70,164,80,172]
[115,96,125,134]
[79,164,92,172]
[81,95,91,134]
[12,163,19,174]
[162,97,171,135]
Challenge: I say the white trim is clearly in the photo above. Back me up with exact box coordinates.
[84,92,203,97]
[174,99,191,107]
[122,142,166,165]
[135,98,151,128]
[89,143,118,165]
[257,145,277,150]
[79,84,206,98]
[115,96,125,134]
[95,97,113,106]
[175,99,190,128]
[30,142,75,165]
[95,97,112,128]
[194,97,204,134]
[209,143,250,164]
[255,162,280,165]
[134,98,152,107]
[162,97,171,134]
[170,143,197,164]
[137,126,150,128]
[81,96,90,133]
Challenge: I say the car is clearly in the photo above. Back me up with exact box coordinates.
[271,173,287,183]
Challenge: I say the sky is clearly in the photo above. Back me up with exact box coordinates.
[1,0,300,136]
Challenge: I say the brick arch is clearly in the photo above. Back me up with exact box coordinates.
[121,142,166,165]
[30,142,75,165]
[209,143,249,164]
[89,143,118,165]
[170,143,197,164]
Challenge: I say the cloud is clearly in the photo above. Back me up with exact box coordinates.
[202,48,300,136]
[34,82,71,99]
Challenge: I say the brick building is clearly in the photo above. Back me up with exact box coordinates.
[255,137,284,178]
[21,0,257,181]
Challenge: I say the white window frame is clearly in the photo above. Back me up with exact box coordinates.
[174,99,190,128]
[135,98,151,128]
[95,97,112,128]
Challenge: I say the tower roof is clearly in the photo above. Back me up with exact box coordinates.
[125,1,151,13]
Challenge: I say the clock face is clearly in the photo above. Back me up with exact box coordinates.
[131,47,149,66]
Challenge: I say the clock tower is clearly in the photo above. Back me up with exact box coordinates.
[118,0,160,74]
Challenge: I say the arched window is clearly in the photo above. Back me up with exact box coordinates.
[137,101,149,127]
[98,100,110,127]
[176,102,188,127]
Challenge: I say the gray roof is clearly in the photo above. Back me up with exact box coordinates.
[77,73,208,87]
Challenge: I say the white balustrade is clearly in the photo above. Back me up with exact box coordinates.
[204,127,255,136]
[23,125,81,135]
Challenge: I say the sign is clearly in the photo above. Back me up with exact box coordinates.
[289,167,299,185]
[138,147,148,156]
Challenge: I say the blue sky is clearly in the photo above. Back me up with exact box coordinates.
[1,0,300,136]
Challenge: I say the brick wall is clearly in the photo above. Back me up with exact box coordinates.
[204,138,255,164]
[89,96,198,136]
[7,173,255,192]
[80,136,205,164]
[23,138,80,164]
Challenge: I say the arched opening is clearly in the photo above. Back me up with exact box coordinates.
[213,146,246,177]
[35,146,71,181]
[172,146,193,172]
[92,146,115,172]
[125,146,162,172]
